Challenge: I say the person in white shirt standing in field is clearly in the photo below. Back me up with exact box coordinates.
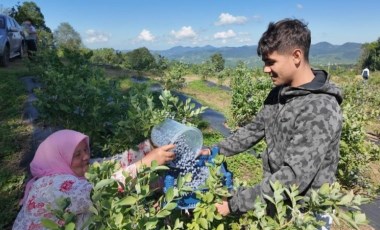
[362,67,370,80]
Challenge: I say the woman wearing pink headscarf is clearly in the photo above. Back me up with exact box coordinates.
[13,130,92,229]
[13,130,175,229]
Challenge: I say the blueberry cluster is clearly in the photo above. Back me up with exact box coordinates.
[172,135,209,190]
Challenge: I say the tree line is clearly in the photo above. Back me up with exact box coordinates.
[4,1,379,73]
[358,38,380,71]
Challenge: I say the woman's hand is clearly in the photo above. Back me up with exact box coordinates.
[141,144,175,166]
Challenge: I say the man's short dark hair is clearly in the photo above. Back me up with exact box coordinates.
[257,18,311,62]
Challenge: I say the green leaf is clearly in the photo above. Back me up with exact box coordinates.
[216,224,225,230]
[339,211,359,229]
[91,161,100,168]
[353,212,367,224]
[64,223,75,230]
[206,210,214,222]
[152,165,169,171]
[145,219,158,229]
[117,196,137,206]
[205,192,214,203]
[88,205,99,215]
[184,173,192,183]
[63,212,75,223]
[151,160,158,168]
[263,194,275,205]
[135,182,141,194]
[319,183,330,195]
[41,218,60,229]
[177,176,184,188]
[198,218,208,229]
[115,212,123,226]
[337,191,354,205]
[214,155,224,165]
[274,193,284,204]
[163,202,177,211]
[165,187,175,202]
[94,179,114,190]
[214,213,223,221]
[156,209,171,218]
[173,218,184,229]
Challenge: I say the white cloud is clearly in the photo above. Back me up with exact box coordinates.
[85,29,110,43]
[171,26,197,39]
[215,13,248,25]
[296,4,303,9]
[252,15,262,22]
[214,29,236,39]
[235,32,253,44]
[137,29,155,42]
[237,37,252,43]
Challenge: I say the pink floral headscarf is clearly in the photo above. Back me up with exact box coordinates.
[21,129,89,205]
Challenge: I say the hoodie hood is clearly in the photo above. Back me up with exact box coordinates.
[281,69,343,105]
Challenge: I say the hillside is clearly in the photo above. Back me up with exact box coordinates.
[153,42,362,67]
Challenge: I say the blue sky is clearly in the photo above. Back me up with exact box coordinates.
[1,0,379,50]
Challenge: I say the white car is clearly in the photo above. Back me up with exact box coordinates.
[0,14,25,67]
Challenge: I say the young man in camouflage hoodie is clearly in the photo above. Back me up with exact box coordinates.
[215,18,343,215]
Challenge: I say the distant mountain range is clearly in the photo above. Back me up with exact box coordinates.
[153,42,362,67]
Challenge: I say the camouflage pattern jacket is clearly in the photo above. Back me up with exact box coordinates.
[217,70,343,213]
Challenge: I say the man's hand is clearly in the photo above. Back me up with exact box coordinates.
[198,147,211,156]
[215,198,230,216]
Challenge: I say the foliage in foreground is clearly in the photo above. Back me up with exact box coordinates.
[43,156,368,230]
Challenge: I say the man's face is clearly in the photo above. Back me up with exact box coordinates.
[262,51,296,86]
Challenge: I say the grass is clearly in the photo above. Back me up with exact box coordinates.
[203,130,264,186]
[101,66,160,93]
[181,79,232,116]
[0,59,33,229]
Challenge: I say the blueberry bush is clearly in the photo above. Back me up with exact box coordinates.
[43,156,368,230]
[230,62,272,128]
[32,48,205,156]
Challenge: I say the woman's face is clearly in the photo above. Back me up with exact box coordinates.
[71,139,90,177]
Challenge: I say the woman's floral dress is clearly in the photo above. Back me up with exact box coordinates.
[13,140,155,229]
[12,174,92,230]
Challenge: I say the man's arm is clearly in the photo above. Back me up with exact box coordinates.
[217,106,267,156]
[227,99,342,213]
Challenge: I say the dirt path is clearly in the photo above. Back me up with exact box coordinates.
[19,76,57,169]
